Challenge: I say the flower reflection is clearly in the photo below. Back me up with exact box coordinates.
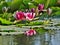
[24,29,36,36]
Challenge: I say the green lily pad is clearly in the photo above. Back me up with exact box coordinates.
[0,18,12,25]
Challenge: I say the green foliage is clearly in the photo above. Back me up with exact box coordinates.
[51,7,60,16]
[51,7,60,12]
[16,21,43,27]
[23,0,30,9]
[0,17,12,25]
[29,21,43,25]
[16,24,25,27]
[6,2,12,6]
[34,28,47,34]
[0,0,59,13]
[19,4,25,11]
[0,5,3,13]
[45,0,57,8]
[0,1,8,13]
[52,11,60,16]
[0,0,60,26]
[29,3,36,9]
[49,0,56,6]
[0,13,14,21]
[10,0,23,12]
[34,0,46,4]
[45,0,50,8]
[55,24,60,26]
[2,30,16,32]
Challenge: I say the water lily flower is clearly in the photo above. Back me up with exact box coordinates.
[24,29,36,36]
[38,4,44,11]
[14,11,25,20]
[47,8,52,15]
[24,12,35,21]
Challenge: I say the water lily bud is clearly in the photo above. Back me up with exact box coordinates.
[2,7,7,12]
[47,8,52,15]
[38,4,44,11]
[31,8,35,13]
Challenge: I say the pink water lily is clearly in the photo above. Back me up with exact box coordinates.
[38,4,44,11]
[15,11,25,20]
[24,29,36,36]
[24,12,35,21]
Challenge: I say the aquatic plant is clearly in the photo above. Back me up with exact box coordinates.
[31,8,35,13]
[0,17,12,25]
[14,11,25,20]
[47,8,52,15]
[38,4,44,11]
[14,11,35,21]
[33,27,48,34]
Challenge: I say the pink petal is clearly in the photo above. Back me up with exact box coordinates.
[26,33,30,36]
[24,12,35,21]
[33,30,36,35]
[38,4,44,11]
[29,32,33,36]
[15,11,25,20]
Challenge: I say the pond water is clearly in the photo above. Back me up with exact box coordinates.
[0,30,60,45]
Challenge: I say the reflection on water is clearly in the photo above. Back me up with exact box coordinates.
[0,30,60,45]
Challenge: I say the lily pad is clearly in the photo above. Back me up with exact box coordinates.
[0,18,12,25]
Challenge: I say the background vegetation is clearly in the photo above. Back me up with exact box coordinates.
[0,0,60,25]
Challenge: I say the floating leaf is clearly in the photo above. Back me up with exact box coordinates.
[0,18,12,25]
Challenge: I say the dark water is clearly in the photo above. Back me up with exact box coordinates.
[0,30,60,45]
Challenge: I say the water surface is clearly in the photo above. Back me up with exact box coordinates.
[0,30,60,45]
